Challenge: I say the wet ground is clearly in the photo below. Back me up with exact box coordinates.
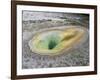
[22,11,89,69]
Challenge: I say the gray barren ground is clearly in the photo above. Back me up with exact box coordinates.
[22,11,89,69]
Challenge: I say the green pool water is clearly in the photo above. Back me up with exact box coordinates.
[35,32,62,50]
